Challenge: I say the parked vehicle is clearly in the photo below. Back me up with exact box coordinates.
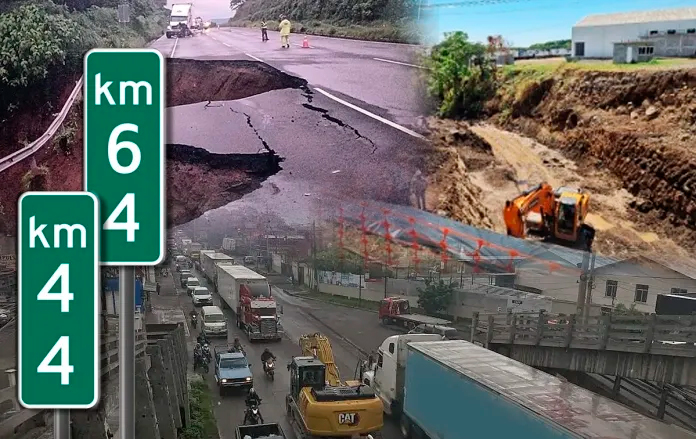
[656,294,696,316]
[214,346,253,396]
[408,323,461,339]
[216,264,282,341]
[362,336,696,439]
[378,297,450,330]
[235,423,286,439]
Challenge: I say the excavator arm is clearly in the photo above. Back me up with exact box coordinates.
[299,333,341,386]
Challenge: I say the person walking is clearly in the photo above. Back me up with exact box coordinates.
[410,170,428,210]
[261,19,268,41]
[156,281,161,296]
[279,15,291,48]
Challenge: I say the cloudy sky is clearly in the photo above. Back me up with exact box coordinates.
[166,0,233,20]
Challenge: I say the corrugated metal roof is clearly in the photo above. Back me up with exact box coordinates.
[409,341,696,438]
[575,7,696,27]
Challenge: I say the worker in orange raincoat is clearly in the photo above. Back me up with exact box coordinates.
[279,15,291,48]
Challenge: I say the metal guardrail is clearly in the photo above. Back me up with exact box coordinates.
[0,327,147,439]
[0,77,84,174]
[471,311,696,357]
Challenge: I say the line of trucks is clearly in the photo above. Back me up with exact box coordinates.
[199,250,283,341]
[166,3,204,39]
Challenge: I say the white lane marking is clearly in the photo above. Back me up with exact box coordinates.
[373,57,429,70]
[170,38,179,58]
[245,53,264,62]
[313,88,426,139]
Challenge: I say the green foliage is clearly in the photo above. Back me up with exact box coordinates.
[231,0,419,43]
[613,303,645,316]
[315,248,365,275]
[1,0,167,118]
[425,31,497,118]
[528,39,571,51]
[416,279,454,314]
[0,4,78,87]
[181,378,219,439]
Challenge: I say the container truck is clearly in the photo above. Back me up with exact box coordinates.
[656,293,696,315]
[215,264,282,342]
[200,251,234,286]
[378,297,451,330]
[363,337,696,439]
[236,423,286,439]
[166,3,193,38]
[222,237,236,252]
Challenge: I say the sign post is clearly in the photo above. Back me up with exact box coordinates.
[18,192,100,439]
[84,49,165,439]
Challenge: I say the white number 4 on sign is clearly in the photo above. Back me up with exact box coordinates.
[37,263,73,312]
[37,336,74,385]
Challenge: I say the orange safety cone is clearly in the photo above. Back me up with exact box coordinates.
[302,36,310,48]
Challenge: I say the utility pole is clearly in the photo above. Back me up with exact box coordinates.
[384,263,388,298]
[576,252,591,318]
[583,252,597,324]
[312,221,318,292]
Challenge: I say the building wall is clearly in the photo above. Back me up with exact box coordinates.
[572,19,696,58]
[515,260,696,314]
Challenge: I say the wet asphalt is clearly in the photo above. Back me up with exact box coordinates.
[149,29,430,223]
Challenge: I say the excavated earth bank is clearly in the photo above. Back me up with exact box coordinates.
[0,59,306,235]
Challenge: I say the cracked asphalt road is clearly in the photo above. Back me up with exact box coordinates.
[150,30,429,222]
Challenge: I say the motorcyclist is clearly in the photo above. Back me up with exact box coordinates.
[193,342,202,366]
[261,348,276,372]
[229,337,243,353]
[197,333,209,346]
[245,388,262,407]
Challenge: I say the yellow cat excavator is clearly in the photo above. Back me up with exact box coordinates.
[503,182,595,251]
[285,333,383,438]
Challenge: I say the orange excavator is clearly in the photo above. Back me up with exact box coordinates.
[503,182,595,251]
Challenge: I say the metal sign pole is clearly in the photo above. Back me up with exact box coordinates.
[54,409,70,439]
[119,267,135,439]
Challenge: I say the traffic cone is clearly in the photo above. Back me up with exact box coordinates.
[302,36,310,48]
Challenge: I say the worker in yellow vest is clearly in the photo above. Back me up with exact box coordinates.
[279,15,291,48]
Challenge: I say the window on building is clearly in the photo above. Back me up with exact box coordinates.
[575,42,585,57]
[671,288,688,295]
[638,46,654,55]
[634,284,649,303]
[667,29,676,35]
[605,280,618,298]
[688,29,696,34]
[649,30,658,35]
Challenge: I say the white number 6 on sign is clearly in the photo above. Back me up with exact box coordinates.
[37,336,74,385]
[37,263,73,312]
[108,123,141,174]
[104,193,140,242]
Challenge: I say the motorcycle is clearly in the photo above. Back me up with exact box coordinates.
[193,351,209,373]
[202,343,211,362]
[243,402,263,425]
[190,313,198,329]
[264,359,275,380]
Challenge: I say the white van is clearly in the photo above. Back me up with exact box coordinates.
[201,305,227,337]
[185,277,200,296]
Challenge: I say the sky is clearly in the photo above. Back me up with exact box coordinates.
[420,0,696,47]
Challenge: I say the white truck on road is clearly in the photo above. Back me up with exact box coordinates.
[166,3,194,38]
[200,251,234,287]
[215,265,282,341]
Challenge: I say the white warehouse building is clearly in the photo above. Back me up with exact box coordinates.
[572,7,696,59]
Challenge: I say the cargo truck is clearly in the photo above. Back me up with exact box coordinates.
[200,251,234,286]
[378,297,451,330]
[363,336,696,439]
[656,293,696,315]
[216,264,282,342]
[236,423,286,439]
[166,3,193,38]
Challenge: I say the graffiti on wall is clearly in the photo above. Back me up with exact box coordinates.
[318,270,367,288]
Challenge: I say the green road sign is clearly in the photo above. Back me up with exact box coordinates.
[18,192,100,408]
[84,49,165,266]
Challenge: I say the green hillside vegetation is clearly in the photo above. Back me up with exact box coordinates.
[528,39,571,50]
[1,0,166,119]
[230,0,420,43]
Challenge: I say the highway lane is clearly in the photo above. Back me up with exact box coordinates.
[162,265,401,439]
[149,32,430,222]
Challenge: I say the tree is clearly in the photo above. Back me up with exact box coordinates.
[613,303,645,316]
[425,31,496,118]
[416,279,454,315]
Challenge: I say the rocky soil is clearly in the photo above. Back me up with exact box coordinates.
[427,67,696,257]
[0,59,309,235]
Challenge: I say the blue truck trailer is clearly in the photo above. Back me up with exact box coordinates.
[393,339,696,439]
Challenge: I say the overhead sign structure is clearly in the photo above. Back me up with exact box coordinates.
[18,192,100,408]
[84,49,165,265]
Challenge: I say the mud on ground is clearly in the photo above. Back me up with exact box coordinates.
[427,67,696,258]
[0,59,309,235]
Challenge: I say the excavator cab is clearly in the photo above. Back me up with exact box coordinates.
[288,356,326,399]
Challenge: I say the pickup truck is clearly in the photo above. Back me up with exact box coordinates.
[214,346,253,396]
[236,423,285,439]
